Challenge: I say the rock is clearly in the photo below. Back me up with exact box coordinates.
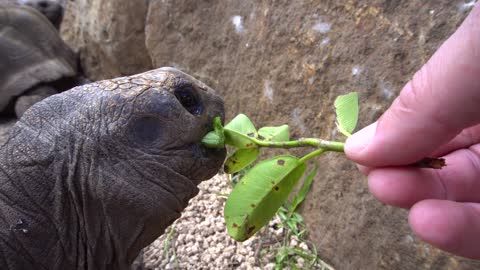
[60,0,152,80]
[298,242,309,251]
[62,1,480,269]
[290,238,298,247]
[265,263,275,270]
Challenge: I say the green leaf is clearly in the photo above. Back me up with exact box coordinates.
[290,164,318,214]
[258,125,290,142]
[201,116,225,148]
[201,132,223,148]
[286,220,298,232]
[334,92,359,137]
[275,247,290,265]
[277,210,288,221]
[224,155,307,241]
[223,114,258,148]
[224,148,260,174]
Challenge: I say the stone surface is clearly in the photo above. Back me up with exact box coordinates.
[60,0,152,80]
[61,0,480,269]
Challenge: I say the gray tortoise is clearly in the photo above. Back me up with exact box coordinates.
[0,67,226,269]
[0,0,64,29]
[21,0,64,29]
[0,3,82,118]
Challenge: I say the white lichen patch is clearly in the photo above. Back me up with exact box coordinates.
[264,80,274,103]
[231,15,246,34]
[320,37,331,46]
[313,19,332,34]
[331,128,338,138]
[458,0,476,12]
[351,66,362,76]
[379,80,395,100]
[292,108,307,134]
[403,235,415,245]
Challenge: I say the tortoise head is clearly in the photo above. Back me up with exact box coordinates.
[20,67,226,184]
[13,67,226,263]
[98,67,227,184]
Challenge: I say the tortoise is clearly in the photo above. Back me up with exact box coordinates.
[0,0,64,29]
[0,67,226,269]
[0,4,83,118]
[20,0,64,29]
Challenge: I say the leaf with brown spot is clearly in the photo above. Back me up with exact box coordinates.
[258,125,290,142]
[246,226,256,236]
[224,148,260,174]
[223,114,258,149]
[224,155,306,241]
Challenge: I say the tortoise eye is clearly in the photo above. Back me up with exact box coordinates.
[174,86,203,116]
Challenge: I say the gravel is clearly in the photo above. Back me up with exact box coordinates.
[143,173,290,270]
[142,173,331,270]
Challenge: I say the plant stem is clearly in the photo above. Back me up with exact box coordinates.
[252,137,446,169]
[253,138,345,152]
[299,148,326,163]
[163,225,176,261]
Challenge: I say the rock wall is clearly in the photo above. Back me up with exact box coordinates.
[61,0,152,79]
[62,0,480,269]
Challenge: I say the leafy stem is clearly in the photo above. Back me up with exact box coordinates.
[202,92,445,242]
[298,148,327,164]
[253,138,344,152]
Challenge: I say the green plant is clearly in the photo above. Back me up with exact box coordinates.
[202,92,445,242]
[274,165,332,270]
[240,164,331,269]
[163,225,179,269]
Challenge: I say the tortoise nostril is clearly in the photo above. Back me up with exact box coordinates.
[174,86,203,116]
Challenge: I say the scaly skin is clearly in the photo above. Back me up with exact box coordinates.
[0,67,226,269]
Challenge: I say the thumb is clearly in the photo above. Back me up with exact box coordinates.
[346,4,480,167]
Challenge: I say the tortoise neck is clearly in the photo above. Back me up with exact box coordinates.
[0,129,131,269]
[0,135,84,268]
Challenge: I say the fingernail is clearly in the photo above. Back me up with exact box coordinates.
[345,122,377,154]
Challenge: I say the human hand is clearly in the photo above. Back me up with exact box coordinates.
[345,4,480,259]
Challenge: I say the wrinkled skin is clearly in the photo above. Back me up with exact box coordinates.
[0,67,226,269]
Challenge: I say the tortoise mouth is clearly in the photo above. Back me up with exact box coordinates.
[180,143,226,184]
